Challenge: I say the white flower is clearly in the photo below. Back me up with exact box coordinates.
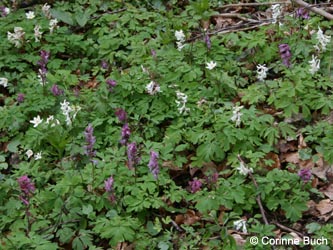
[34,151,42,160]
[256,64,268,81]
[175,91,190,114]
[0,78,8,87]
[236,161,253,176]
[7,27,25,47]
[234,219,247,233]
[42,3,51,18]
[4,7,10,15]
[175,30,186,51]
[206,61,217,70]
[46,115,54,124]
[30,115,43,127]
[308,55,320,75]
[175,30,185,42]
[71,105,81,120]
[146,81,161,95]
[34,24,43,42]
[231,105,243,127]
[271,4,282,24]
[26,11,35,19]
[315,27,331,52]
[26,149,34,159]
[49,19,58,33]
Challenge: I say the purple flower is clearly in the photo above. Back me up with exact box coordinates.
[120,123,130,145]
[84,124,96,158]
[278,44,291,67]
[17,93,25,103]
[37,50,50,85]
[204,34,211,50]
[0,6,9,17]
[106,78,117,92]
[298,168,312,182]
[296,8,310,19]
[148,151,159,179]
[189,178,202,193]
[17,175,35,206]
[50,84,64,96]
[127,142,140,169]
[101,60,109,70]
[104,176,114,192]
[151,49,157,58]
[115,108,127,123]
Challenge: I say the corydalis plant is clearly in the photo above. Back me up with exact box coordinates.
[17,175,35,206]
[37,50,50,86]
[104,176,116,203]
[84,124,96,159]
[115,108,127,123]
[127,142,140,169]
[120,123,131,145]
[278,44,291,67]
[148,151,159,179]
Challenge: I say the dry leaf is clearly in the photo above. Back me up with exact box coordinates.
[281,152,299,164]
[315,199,333,215]
[322,184,333,200]
[231,234,246,246]
[298,134,307,148]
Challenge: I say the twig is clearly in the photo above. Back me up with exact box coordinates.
[273,221,304,238]
[219,1,291,9]
[170,219,184,232]
[292,0,333,20]
[213,13,258,23]
[237,155,269,225]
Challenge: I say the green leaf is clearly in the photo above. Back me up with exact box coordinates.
[7,139,20,153]
[75,11,90,27]
[50,9,74,26]
[306,222,322,234]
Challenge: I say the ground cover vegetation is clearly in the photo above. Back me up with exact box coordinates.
[0,0,333,249]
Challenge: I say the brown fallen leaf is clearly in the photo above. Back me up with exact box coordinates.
[231,234,246,246]
[322,184,333,200]
[315,199,333,215]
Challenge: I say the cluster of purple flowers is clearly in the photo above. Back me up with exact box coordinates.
[120,123,131,145]
[115,108,127,123]
[17,175,35,206]
[278,44,291,67]
[189,178,202,193]
[148,151,159,179]
[296,7,310,19]
[17,93,25,103]
[104,175,116,202]
[298,168,312,182]
[127,142,140,169]
[50,84,64,96]
[106,78,117,92]
[38,50,50,85]
[84,124,96,159]
[100,60,109,70]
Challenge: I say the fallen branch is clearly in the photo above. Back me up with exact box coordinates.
[219,1,291,9]
[273,221,304,238]
[292,0,333,20]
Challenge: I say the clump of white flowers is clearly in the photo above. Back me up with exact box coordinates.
[236,160,253,176]
[49,19,58,33]
[60,100,81,126]
[233,219,248,233]
[146,81,161,95]
[0,78,8,88]
[34,25,43,42]
[230,105,243,127]
[175,91,190,114]
[7,27,25,47]
[26,149,42,160]
[271,4,282,24]
[30,115,43,127]
[175,30,186,51]
[206,61,217,70]
[314,27,331,52]
[42,3,52,19]
[256,64,268,81]
[308,55,320,75]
